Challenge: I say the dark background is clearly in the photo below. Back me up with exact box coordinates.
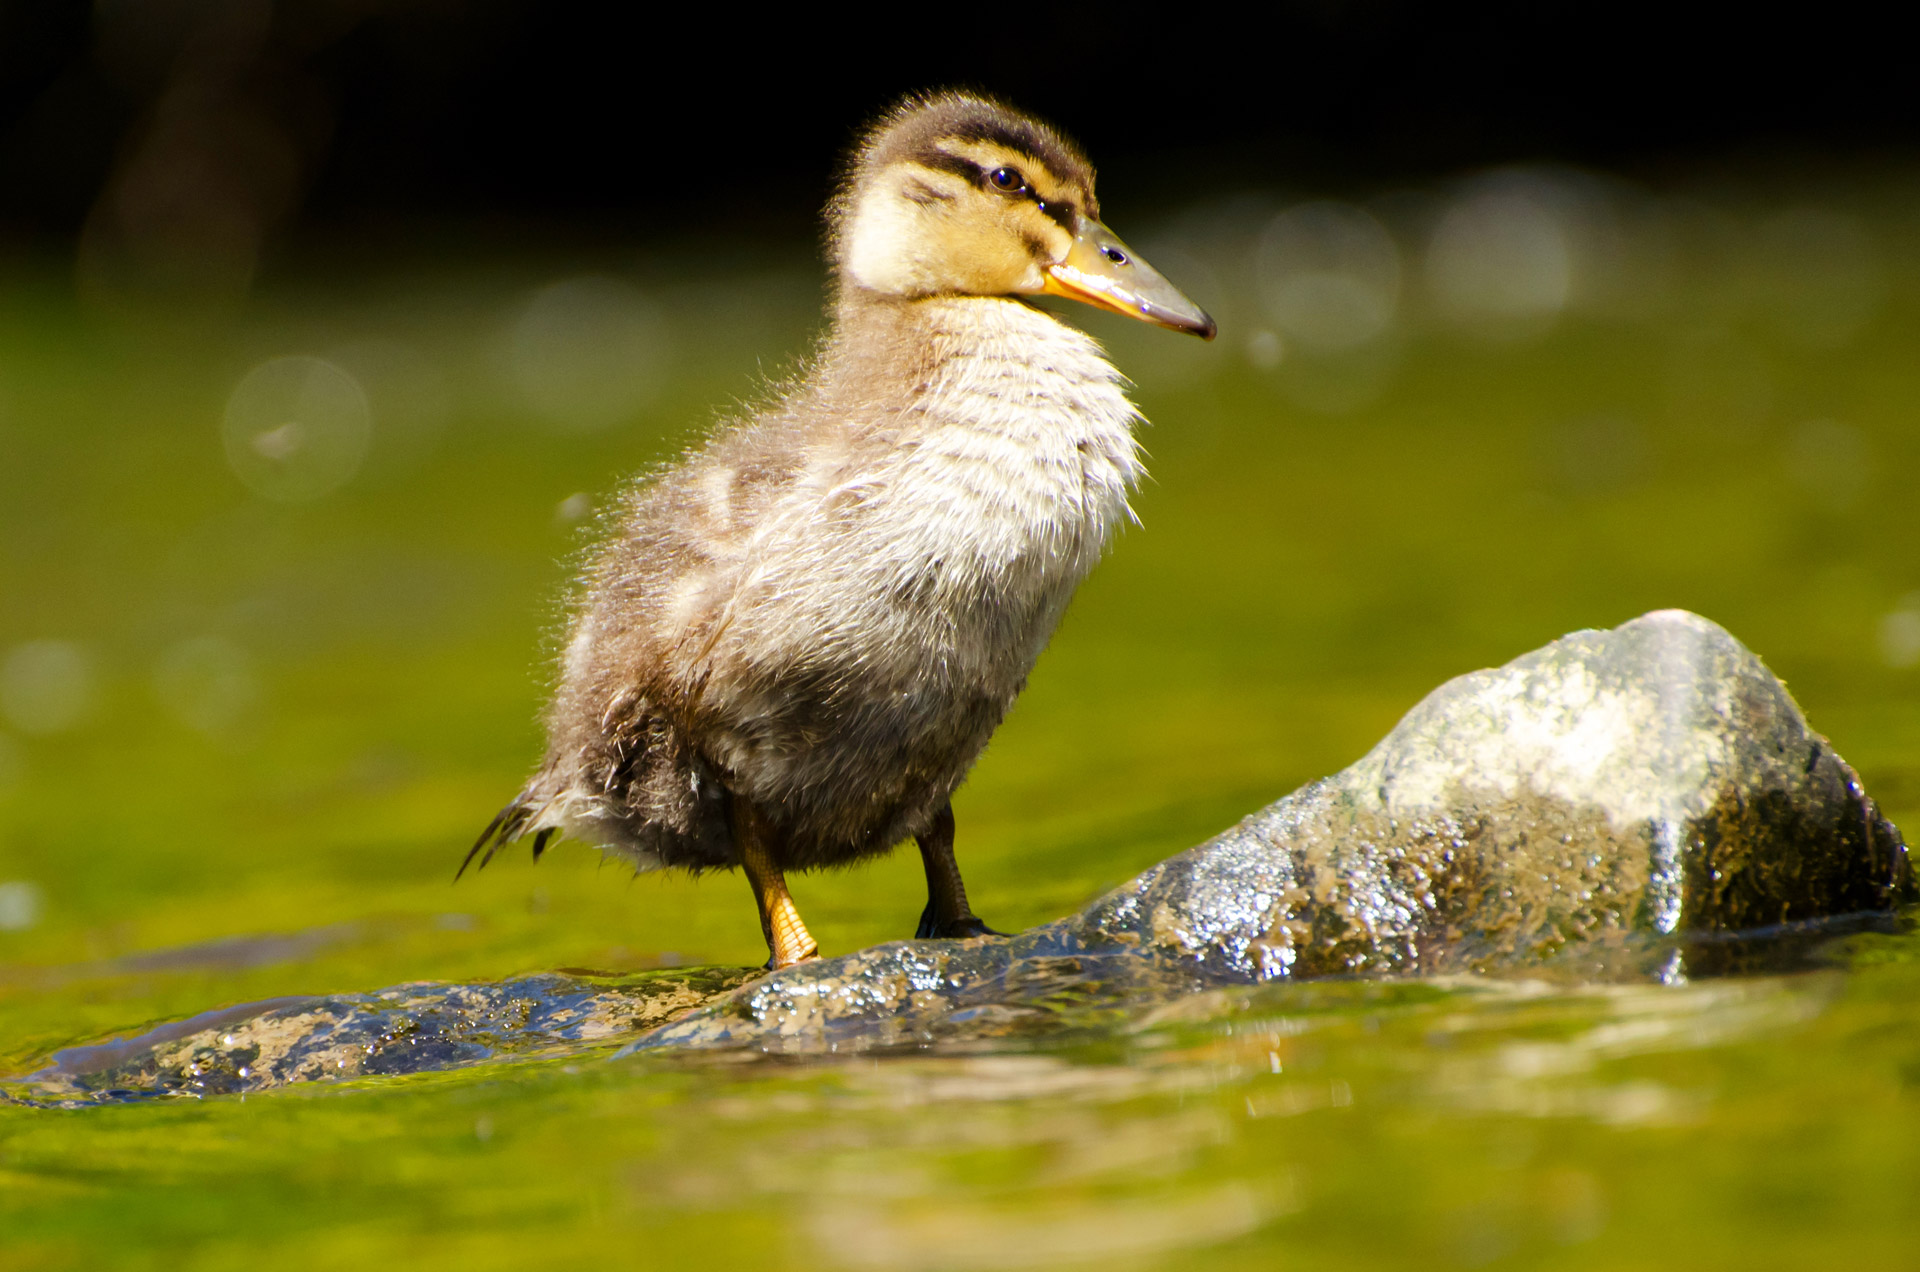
[0,0,1911,257]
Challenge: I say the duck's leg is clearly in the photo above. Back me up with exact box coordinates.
[915,804,1004,939]
[733,797,819,969]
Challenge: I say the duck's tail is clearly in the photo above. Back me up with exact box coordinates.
[457,787,559,881]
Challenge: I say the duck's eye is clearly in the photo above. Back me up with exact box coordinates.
[987,166,1025,192]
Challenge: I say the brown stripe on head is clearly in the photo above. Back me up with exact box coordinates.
[831,93,1098,251]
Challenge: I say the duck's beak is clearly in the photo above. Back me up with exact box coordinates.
[1041,218,1216,339]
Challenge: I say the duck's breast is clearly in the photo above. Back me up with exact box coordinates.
[837,298,1143,678]
[694,299,1144,832]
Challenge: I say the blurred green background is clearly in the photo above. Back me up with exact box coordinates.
[5,165,1918,998]
[4,4,1920,1268]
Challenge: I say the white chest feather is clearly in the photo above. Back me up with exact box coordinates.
[831,299,1142,661]
[668,296,1144,806]
[901,298,1143,568]
[702,297,1142,702]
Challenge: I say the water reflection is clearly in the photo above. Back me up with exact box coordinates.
[604,969,1844,1269]
[813,1181,1279,1270]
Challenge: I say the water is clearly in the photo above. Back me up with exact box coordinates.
[3,166,1920,1265]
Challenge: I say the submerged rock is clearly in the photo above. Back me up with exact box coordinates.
[16,967,756,1105]
[12,610,1909,1097]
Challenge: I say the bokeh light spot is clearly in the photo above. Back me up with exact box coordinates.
[1878,595,1920,669]
[154,635,260,736]
[1426,177,1574,338]
[0,640,98,736]
[1244,329,1285,369]
[508,276,672,433]
[223,356,372,502]
[1255,202,1401,354]
[555,492,593,525]
[0,880,43,932]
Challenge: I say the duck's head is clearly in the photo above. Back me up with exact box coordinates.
[832,93,1216,339]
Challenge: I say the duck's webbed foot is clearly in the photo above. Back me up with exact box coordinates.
[734,797,819,970]
[914,905,1005,940]
[912,804,1004,941]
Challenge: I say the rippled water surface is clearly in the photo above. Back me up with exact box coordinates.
[4,166,1920,1267]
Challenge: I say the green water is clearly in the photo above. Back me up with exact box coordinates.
[3,168,1920,1266]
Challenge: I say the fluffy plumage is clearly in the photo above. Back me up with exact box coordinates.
[471,92,1159,896]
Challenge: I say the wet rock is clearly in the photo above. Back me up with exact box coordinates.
[13,610,1909,1094]
[638,610,1909,1052]
[14,966,756,1105]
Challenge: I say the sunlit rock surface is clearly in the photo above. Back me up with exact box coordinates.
[638,609,1909,1051]
[1098,607,1909,975]
[13,610,1908,1099]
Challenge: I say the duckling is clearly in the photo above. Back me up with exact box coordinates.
[465,92,1215,968]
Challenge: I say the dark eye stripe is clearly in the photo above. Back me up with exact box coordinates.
[913,147,1080,232]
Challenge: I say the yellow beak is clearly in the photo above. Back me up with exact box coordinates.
[1041,218,1216,339]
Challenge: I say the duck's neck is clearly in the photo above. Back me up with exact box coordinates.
[819,286,1146,572]
[824,287,1142,449]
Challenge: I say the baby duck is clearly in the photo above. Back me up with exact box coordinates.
[467,92,1214,968]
